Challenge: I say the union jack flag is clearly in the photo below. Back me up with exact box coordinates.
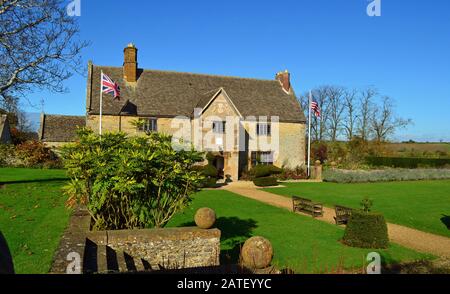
[101,72,121,99]
[311,101,321,118]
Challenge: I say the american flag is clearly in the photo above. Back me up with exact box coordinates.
[311,101,321,118]
[101,72,121,99]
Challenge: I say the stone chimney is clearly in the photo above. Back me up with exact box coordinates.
[276,70,291,93]
[123,43,138,83]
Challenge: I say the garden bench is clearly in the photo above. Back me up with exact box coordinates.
[292,196,323,218]
[334,205,353,225]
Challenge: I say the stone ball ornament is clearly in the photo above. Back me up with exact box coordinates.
[241,236,273,269]
[194,207,216,229]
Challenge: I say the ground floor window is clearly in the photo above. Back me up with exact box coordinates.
[251,151,274,166]
[138,118,157,132]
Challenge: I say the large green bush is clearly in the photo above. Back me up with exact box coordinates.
[366,156,450,168]
[61,128,204,230]
[342,210,389,249]
[323,168,450,183]
[253,176,278,187]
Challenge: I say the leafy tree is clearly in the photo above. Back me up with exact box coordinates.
[61,128,204,230]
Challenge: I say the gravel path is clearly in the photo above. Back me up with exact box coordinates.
[222,181,450,257]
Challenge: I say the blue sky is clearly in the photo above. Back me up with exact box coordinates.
[24,0,450,142]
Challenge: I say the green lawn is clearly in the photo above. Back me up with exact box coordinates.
[0,168,70,274]
[0,167,68,184]
[167,190,432,273]
[262,181,450,237]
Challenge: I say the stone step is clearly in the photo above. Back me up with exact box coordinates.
[133,257,145,272]
[96,245,108,274]
[115,251,128,273]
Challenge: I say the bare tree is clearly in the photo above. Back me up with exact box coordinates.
[371,96,412,142]
[343,88,358,140]
[311,86,331,141]
[0,0,89,105]
[326,86,345,141]
[357,87,377,141]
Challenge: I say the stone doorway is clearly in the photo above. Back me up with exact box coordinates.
[213,156,225,179]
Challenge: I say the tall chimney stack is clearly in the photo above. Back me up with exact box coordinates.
[276,70,291,93]
[123,43,138,83]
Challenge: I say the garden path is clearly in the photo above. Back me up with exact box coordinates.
[222,181,450,257]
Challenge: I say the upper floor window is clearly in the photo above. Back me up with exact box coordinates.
[257,123,271,136]
[212,121,226,134]
[138,118,157,133]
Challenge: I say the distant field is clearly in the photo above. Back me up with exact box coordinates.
[386,143,450,157]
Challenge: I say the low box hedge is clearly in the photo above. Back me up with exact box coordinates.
[253,176,278,187]
[342,210,389,249]
[366,156,450,169]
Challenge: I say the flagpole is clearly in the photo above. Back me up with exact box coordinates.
[99,70,103,136]
[307,90,312,178]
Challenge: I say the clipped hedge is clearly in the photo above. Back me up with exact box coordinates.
[323,168,450,183]
[249,165,283,178]
[253,176,278,187]
[366,156,450,169]
[342,210,389,249]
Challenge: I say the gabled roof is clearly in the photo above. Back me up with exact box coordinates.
[198,88,243,118]
[39,114,86,142]
[86,65,306,123]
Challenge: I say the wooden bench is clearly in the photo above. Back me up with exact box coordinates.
[334,205,353,225]
[292,196,323,218]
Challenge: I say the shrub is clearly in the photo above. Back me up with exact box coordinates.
[270,165,283,175]
[366,156,450,169]
[342,210,389,249]
[323,168,450,183]
[313,143,328,163]
[61,128,204,230]
[42,159,64,169]
[250,165,271,178]
[202,164,218,178]
[205,152,216,165]
[15,141,55,167]
[360,197,373,213]
[253,176,278,187]
[0,144,14,167]
[249,165,282,179]
[276,166,307,180]
[193,164,218,188]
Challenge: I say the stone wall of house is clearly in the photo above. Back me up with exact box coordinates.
[85,108,306,177]
[87,227,221,270]
[277,122,306,169]
[241,120,306,169]
[86,115,176,136]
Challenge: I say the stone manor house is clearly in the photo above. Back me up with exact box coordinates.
[39,44,306,181]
